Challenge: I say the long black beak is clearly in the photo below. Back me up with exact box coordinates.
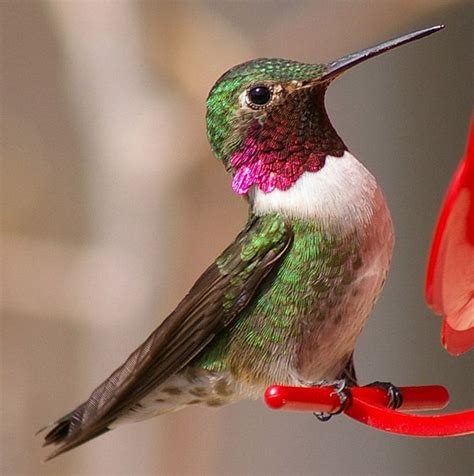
[322,25,444,81]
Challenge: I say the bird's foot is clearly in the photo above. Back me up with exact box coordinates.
[365,381,403,410]
[313,379,353,422]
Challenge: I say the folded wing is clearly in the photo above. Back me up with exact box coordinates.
[43,214,293,459]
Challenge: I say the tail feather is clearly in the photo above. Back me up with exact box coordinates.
[40,403,110,461]
[43,419,71,446]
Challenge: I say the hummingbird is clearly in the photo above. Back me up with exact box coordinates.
[42,25,443,459]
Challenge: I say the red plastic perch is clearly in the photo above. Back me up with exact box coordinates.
[264,384,474,437]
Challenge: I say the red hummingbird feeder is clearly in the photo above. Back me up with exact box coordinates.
[264,119,474,438]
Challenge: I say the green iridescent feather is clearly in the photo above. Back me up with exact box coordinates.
[195,215,360,385]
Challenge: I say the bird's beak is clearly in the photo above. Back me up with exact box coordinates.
[321,25,444,82]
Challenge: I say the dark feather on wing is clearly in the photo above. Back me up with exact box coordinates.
[42,214,292,460]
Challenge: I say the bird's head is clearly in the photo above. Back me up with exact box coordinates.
[206,26,443,195]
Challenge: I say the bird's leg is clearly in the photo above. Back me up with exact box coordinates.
[312,378,353,422]
[365,381,403,409]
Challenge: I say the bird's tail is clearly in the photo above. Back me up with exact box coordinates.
[39,403,110,461]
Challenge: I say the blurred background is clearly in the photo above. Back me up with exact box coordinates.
[1,1,472,475]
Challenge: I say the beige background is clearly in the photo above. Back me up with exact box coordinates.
[1,1,473,475]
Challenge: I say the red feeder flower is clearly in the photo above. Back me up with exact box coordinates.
[426,118,474,355]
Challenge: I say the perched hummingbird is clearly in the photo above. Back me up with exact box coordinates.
[42,25,443,459]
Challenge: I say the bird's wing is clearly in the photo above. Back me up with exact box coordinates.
[43,213,292,459]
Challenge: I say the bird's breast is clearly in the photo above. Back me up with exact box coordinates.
[251,151,380,231]
[242,150,394,384]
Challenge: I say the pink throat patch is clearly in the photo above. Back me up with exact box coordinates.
[230,133,329,195]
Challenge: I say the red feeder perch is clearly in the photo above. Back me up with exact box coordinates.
[264,119,474,438]
[264,385,474,438]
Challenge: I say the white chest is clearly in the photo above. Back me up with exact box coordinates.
[250,151,380,232]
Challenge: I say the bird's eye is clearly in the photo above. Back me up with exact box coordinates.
[246,85,272,108]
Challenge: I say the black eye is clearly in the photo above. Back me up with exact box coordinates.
[247,85,272,107]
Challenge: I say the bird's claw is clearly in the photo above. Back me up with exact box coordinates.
[314,379,353,422]
[366,381,403,409]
